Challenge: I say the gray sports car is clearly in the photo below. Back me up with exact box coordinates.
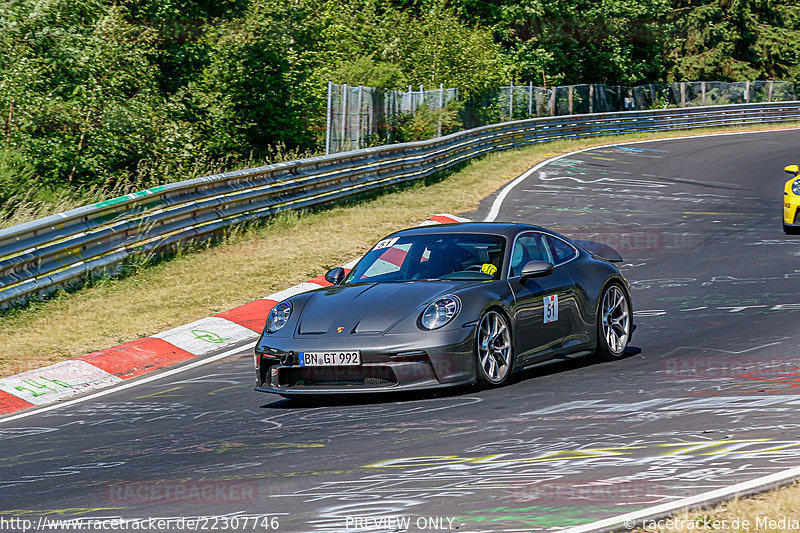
[254,222,633,396]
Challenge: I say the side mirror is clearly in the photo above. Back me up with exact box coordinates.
[324,266,345,285]
[785,165,799,176]
[520,260,554,280]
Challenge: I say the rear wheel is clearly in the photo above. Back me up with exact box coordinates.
[784,223,800,235]
[475,310,513,386]
[594,284,632,360]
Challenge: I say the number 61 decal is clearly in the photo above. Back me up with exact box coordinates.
[544,294,558,323]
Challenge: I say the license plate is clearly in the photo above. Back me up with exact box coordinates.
[298,351,361,366]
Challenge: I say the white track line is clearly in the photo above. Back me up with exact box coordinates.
[0,343,251,424]
[490,126,800,532]
[484,126,800,222]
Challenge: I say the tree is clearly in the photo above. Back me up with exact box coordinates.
[188,0,338,157]
[0,0,193,187]
[477,0,672,86]
[668,0,800,81]
[329,0,508,96]
[118,0,250,94]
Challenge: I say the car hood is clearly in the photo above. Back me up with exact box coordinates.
[295,281,468,335]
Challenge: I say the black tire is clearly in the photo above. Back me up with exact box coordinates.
[475,309,514,386]
[784,224,800,235]
[594,283,632,361]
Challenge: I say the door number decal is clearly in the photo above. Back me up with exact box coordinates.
[544,294,558,323]
[373,237,399,250]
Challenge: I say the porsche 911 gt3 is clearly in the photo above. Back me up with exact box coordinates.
[254,222,633,396]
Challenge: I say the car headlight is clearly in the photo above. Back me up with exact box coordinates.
[793,179,800,195]
[420,295,461,330]
[266,301,292,333]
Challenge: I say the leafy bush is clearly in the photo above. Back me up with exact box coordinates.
[392,101,464,143]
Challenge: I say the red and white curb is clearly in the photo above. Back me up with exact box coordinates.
[0,213,470,415]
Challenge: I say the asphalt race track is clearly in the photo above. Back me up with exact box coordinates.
[3,130,800,532]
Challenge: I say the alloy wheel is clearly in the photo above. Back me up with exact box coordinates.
[477,310,512,384]
[601,285,631,355]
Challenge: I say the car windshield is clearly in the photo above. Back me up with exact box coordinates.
[345,233,505,283]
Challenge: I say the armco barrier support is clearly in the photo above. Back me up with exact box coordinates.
[2,102,800,308]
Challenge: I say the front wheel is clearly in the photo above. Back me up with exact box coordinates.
[594,284,632,360]
[475,310,513,386]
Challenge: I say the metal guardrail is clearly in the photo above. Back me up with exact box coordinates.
[2,102,799,309]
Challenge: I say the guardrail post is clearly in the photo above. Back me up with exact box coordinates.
[509,81,514,120]
[768,80,774,102]
[365,86,372,143]
[528,81,533,117]
[589,84,594,114]
[341,83,348,151]
[437,83,444,137]
[701,82,706,106]
[745,81,750,103]
[393,88,400,141]
[568,85,574,115]
[388,88,395,143]
[325,81,333,155]
[355,85,363,150]
[680,82,686,107]
[549,88,556,116]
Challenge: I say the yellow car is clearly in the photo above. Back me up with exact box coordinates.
[784,165,800,234]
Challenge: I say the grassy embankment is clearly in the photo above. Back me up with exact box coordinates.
[2,123,799,378]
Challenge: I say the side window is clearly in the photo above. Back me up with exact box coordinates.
[546,235,578,265]
[509,233,552,277]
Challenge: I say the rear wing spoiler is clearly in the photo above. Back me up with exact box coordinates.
[573,240,624,263]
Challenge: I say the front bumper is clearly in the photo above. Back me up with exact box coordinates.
[254,327,476,395]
